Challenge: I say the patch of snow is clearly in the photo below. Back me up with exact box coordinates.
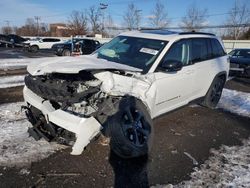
[218,88,250,117]
[19,169,30,175]
[152,138,250,188]
[0,59,30,70]
[227,76,234,81]
[0,75,25,88]
[0,102,64,167]
[179,139,250,187]
[188,104,200,108]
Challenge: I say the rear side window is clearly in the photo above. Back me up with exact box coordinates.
[211,38,226,57]
[242,50,250,58]
[42,38,60,42]
[83,40,94,47]
[190,38,209,63]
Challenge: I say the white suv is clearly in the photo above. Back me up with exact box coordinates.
[24,38,65,52]
[23,30,229,158]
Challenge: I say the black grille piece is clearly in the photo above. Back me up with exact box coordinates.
[24,74,99,103]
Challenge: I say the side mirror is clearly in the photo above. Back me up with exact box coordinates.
[159,60,183,72]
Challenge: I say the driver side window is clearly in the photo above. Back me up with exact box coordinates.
[162,39,192,66]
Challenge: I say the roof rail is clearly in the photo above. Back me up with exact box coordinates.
[139,29,178,35]
[179,32,215,36]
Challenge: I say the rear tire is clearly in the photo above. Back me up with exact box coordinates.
[62,49,71,56]
[202,76,225,109]
[107,97,153,158]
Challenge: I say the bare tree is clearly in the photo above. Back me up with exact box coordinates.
[180,3,208,31]
[15,18,49,36]
[2,26,12,34]
[39,23,49,36]
[148,0,170,28]
[123,3,141,30]
[68,10,88,35]
[15,18,37,36]
[225,1,250,39]
[88,6,101,34]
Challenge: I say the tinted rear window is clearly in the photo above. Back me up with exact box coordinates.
[191,38,209,63]
[211,38,225,57]
[43,38,60,42]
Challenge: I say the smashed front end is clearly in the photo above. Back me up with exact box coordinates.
[23,71,107,155]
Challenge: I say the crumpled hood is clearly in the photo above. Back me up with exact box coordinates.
[27,55,142,76]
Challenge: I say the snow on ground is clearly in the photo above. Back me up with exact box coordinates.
[153,89,250,188]
[218,88,250,117]
[0,75,25,88]
[0,58,30,70]
[0,102,64,167]
[153,139,250,188]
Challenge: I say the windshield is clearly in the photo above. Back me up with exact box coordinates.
[94,36,167,72]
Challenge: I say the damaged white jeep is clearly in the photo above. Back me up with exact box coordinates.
[23,30,229,158]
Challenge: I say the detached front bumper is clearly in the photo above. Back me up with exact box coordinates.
[23,86,102,155]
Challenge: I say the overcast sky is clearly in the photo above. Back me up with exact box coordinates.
[0,0,249,28]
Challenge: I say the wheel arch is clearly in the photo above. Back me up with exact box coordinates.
[31,44,39,49]
[206,71,227,95]
[216,71,227,82]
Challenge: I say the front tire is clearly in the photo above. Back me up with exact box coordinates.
[30,45,39,52]
[107,97,153,158]
[202,76,225,109]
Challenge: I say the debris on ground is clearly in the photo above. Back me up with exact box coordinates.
[183,152,199,166]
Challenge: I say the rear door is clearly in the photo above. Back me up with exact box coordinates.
[192,38,227,98]
[81,40,95,54]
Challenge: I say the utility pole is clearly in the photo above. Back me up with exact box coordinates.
[100,3,108,37]
[34,16,41,36]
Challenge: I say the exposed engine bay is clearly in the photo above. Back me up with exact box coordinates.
[25,71,105,117]
[23,69,154,155]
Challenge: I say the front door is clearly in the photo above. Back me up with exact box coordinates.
[152,39,195,117]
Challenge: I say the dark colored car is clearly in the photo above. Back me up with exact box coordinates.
[229,48,250,76]
[0,34,27,47]
[52,38,101,56]
[0,34,10,47]
[8,34,27,44]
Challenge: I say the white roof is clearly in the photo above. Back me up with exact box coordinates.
[120,30,217,42]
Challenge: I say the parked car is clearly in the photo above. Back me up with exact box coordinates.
[0,34,26,47]
[229,48,250,77]
[23,37,65,52]
[52,38,101,56]
[0,34,10,47]
[23,30,229,158]
[8,34,27,45]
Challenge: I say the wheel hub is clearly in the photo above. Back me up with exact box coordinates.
[122,107,149,146]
